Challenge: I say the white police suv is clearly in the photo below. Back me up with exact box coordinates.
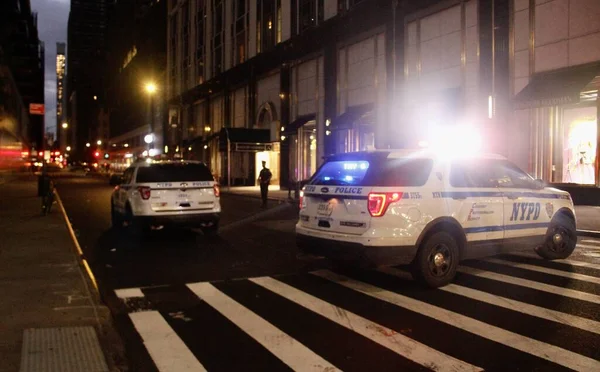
[296,150,577,287]
[110,160,221,235]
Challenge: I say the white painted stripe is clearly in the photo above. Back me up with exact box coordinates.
[379,267,600,336]
[510,252,600,270]
[581,239,600,245]
[458,266,600,305]
[129,311,207,372]
[187,282,339,371]
[115,288,145,299]
[313,270,600,372]
[486,258,600,284]
[250,277,482,372]
[577,244,600,250]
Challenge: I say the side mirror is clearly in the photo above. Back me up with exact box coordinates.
[534,179,546,189]
[109,174,123,186]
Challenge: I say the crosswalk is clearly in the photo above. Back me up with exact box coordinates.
[115,241,600,372]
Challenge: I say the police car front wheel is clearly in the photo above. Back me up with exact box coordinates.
[536,215,576,260]
[412,231,460,288]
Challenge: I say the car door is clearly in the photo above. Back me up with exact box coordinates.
[496,160,551,243]
[447,160,505,255]
[116,168,135,211]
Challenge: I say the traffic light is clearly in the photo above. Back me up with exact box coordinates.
[104,153,109,159]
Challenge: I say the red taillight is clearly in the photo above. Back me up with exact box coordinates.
[368,192,403,217]
[138,186,151,200]
[213,184,220,197]
[299,190,304,209]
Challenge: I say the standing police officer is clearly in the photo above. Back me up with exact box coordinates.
[258,161,272,207]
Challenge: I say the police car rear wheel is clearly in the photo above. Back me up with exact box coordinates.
[413,231,459,288]
[111,203,123,229]
[536,215,576,260]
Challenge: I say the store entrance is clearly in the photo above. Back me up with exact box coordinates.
[562,106,597,184]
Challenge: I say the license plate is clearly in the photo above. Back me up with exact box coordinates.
[317,203,333,216]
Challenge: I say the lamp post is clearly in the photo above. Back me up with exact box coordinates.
[145,82,157,154]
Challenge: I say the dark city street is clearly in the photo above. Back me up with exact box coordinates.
[3,0,600,371]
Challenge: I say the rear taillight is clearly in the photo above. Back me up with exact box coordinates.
[368,192,403,217]
[213,184,220,197]
[299,189,306,209]
[138,186,151,200]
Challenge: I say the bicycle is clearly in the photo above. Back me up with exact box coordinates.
[41,178,55,215]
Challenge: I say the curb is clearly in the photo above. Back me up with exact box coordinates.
[577,230,600,239]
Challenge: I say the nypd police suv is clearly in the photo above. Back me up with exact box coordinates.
[110,160,221,236]
[296,150,577,288]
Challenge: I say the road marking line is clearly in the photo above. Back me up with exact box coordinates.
[577,244,600,250]
[313,270,600,372]
[581,239,600,245]
[129,311,206,372]
[486,258,600,284]
[505,252,600,271]
[380,267,600,335]
[187,282,339,371]
[251,277,482,372]
[115,288,145,299]
[458,266,600,304]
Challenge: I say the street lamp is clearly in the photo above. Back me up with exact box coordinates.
[86,143,91,148]
[97,140,102,146]
[145,82,157,94]
[66,146,71,152]
[144,134,154,144]
[61,122,68,129]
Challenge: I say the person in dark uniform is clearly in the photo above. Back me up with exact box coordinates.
[258,161,272,207]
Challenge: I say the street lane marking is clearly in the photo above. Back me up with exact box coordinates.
[379,267,600,335]
[507,253,600,271]
[313,270,600,372]
[458,266,600,304]
[485,258,600,284]
[250,277,482,372]
[577,244,600,250]
[581,240,600,245]
[129,311,207,372]
[115,288,144,299]
[187,282,339,371]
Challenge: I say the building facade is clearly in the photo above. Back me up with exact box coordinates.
[67,0,109,159]
[56,42,66,151]
[510,0,600,187]
[104,0,167,168]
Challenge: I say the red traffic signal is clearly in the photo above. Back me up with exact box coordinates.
[94,152,100,158]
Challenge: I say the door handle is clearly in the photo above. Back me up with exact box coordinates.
[506,194,519,200]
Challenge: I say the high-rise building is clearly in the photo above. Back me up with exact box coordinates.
[56,42,66,150]
[0,0,45,150]
[67,0,109,158]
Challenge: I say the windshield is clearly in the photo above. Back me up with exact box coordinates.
[136,163,214,183]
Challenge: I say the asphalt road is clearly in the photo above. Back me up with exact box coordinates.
[55,176,600,372]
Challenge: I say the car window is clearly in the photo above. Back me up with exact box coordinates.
[451,159,536,189]
[136,163,214,183]
[122,168,134,184]
[377,158,433,186]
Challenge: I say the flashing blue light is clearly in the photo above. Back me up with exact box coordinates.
[344,175,353,182]
[323,176,331,181]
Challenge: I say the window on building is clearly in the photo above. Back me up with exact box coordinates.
[256,0,277,53]
[276,0,282,43]
[169,13,178,95]
[196,0,205,84]
[212,0,224,75]
[182,1,190,89]
[299,0,316,32]
[234,0,248,65]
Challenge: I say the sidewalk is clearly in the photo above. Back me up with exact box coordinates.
[0,177,125,372]
[223,186,600,236]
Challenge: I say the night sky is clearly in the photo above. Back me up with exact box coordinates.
[30,0,70,135]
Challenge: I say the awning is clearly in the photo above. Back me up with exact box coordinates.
[514,63,600,109]
[282,114,316,136]
[332,103,374,130]
[218,128,272,152]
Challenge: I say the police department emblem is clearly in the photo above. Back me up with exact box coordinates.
[545,203,554,218]
[321,187,329,193]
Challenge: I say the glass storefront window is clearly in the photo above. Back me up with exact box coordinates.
[299,122,317,181]
[562,107,597,185]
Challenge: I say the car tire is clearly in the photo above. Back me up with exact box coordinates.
[412,231,460,288]
[124,205,144,237]
[111,203,123,229]
[536,214,577,260]
[201,222,219,237]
